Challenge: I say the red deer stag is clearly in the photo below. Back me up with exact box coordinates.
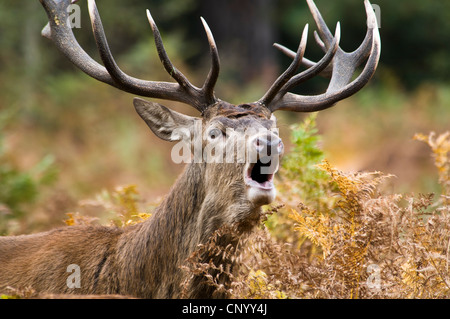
[0,0,380,298]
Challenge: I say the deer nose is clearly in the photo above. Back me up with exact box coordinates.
[255,135,284,156]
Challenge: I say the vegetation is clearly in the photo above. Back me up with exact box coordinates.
[0,109,57,235]
[183,121,450,299]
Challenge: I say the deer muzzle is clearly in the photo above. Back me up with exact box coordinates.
[244,133,283,205]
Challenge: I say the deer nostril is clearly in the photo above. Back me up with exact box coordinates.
[268,138,282,156]
[255,138,264,152]
[254,136,283,156]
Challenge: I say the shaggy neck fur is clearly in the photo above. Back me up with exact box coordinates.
[117,161,260,298]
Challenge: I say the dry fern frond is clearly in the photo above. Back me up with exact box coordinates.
[64,212,99,226]
[243,269,287,299]
[400,258,426,298]
[180,224,242,298]
[286,161,397,298]
[72,184,155,227]
[289,206,332,258]
[318,159,393,203]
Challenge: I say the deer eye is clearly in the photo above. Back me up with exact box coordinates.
[207,128,223,140]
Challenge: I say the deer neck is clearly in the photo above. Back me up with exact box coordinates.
[152,161,260,244]
[118,162,260,297]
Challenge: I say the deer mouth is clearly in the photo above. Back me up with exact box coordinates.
[244,156,278,205]
[244,156,278,191]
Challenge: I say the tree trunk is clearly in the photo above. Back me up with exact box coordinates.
[200,0,278,86]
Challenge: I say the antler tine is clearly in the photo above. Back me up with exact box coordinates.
[87,1,182,102]
[145,10,197,92]
[266,0,381,113]
[200,17,220,106]
[306,0,334,48]
[259,24,309,106]
[274,0,373,82]
[40,0,220,113]
[267,22,341,112]
[272,43,333,78]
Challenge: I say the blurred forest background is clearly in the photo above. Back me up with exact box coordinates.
[0,0,449,234]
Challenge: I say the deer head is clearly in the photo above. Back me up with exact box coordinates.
[40,0,379,216]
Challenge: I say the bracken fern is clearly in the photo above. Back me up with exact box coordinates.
[218,128,449,299]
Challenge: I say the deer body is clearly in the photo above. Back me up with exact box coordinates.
[0,0,380,298]
[0,162,260,298]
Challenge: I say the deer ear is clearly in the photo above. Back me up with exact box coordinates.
[133,97,197,141]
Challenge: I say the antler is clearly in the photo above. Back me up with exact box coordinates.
[39,0,219,113]
[259,0,381,113]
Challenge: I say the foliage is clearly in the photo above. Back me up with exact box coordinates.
[180,224,240,299]
[265,114,334,244]
[277,114,332,210]
[0,286,36,300]
[272,128,449,298]
[181,124,450,299]
[65,184,153,228]
[0,109,58,235]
